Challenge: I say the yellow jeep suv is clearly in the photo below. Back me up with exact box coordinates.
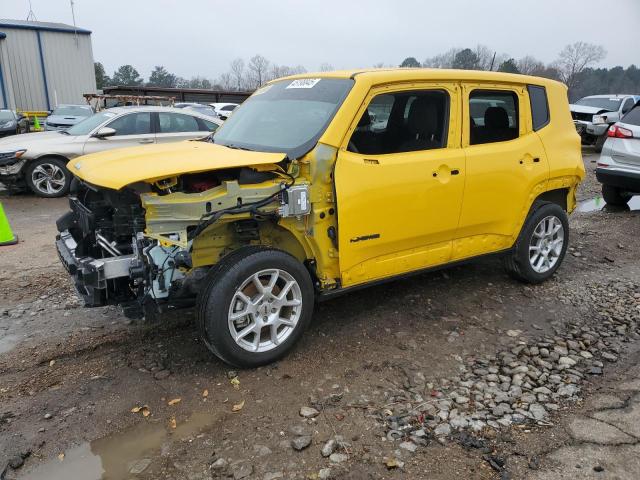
[56,69,584,367]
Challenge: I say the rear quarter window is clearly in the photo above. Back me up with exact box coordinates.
[528,85,550,131]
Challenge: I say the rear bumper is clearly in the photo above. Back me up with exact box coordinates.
[596,168,640,193]
[56,229,141,306]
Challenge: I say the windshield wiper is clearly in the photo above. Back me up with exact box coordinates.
[224,143,253,151]
[58,130,70,135]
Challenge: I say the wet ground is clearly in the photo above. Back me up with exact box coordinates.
[1,149,640,479]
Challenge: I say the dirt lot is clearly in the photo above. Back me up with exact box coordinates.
[1,149,639,480]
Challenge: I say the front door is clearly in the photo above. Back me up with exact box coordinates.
[334,84,465,287]
[453,85,549,260]
[83,112,155,155]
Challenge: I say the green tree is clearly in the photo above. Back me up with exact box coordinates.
[111,65,143,86]
[498,58,520,74]
[399,57,421,68]
[147,66,177,87]
[453,49,479,70]
[94,62,110,89]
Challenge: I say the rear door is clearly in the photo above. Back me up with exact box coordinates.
[82,112,154,154]
[453,83,549,261]
[155,112,213,144]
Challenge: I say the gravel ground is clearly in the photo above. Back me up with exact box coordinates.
[1,149,639,480]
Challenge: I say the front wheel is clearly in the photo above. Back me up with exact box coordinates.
[25,157,71,197]
[197,249,314,367]
[504,203,569,284]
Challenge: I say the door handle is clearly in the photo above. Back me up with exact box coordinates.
[533,157,540,163]
[138,139,154,144]
[450,169,460,175]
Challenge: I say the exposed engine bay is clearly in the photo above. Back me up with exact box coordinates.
[55,166,311,318]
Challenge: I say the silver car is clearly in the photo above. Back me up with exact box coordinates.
[0,106,221,197]
[596,105,640,206]
[44,104,94,131]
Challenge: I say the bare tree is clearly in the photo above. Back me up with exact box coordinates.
[216,72,234,90]
[517,55,545,75]
[555,42,606,91]
[474,45,495,70]
[248,54,270,88]
[230,58,246,91]
[319,63,334,72]
[423,48,460,68]
[270,64,293,81]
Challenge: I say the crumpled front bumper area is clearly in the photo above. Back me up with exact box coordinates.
[56,229,142,307]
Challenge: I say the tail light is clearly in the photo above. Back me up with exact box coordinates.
[607,125,633,138]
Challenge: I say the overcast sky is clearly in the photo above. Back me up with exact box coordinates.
[3,0,639,80]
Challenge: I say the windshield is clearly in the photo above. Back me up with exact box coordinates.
[575,97,622,111]
[0,111,14,121]
[52,105,93,117]
[66,111,117,135]
[213,78,354,158]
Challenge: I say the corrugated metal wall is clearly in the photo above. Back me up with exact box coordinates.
[41,31,96,107]
[0,28,47,110]
[0,27,95,111]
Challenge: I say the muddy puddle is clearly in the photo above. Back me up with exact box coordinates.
[576,195,640,213]
[21,412,221,479]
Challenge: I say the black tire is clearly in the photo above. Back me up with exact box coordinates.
[594,134,607,153]
[504,203,569,284]
[197,248,314,367]
[24,157,71,198]
[601,184,631,206]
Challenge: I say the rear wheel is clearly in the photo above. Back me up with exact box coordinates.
[197,249,314,367]
[601,184,631,206]
[25,157,71,197]
[504,203,569,284]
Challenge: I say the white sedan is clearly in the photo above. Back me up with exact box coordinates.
[210,102,239,120]
[0,106,221,197]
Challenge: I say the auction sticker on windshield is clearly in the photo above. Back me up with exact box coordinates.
[286,78,321,89]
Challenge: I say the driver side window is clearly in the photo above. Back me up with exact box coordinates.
[348,90,449,155]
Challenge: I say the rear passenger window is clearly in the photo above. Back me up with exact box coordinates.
[528,85,550,131]
[348,90,449,155]
[469,90,519,145]
[158,113,200,133]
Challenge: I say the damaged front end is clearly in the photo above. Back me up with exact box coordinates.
[56,163,307,319]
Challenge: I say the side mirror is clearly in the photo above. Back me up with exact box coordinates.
[93,126,116,138]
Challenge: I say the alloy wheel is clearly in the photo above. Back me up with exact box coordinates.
[528,215,564,273]
[31,163,66,195]
[228,269,302,353]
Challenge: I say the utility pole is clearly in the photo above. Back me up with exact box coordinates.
[70,0,79,47]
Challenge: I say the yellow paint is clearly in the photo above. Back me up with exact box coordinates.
[68,69,583,292]
[67,141,286,190]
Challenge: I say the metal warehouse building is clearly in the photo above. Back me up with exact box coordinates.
[0,19,96,112]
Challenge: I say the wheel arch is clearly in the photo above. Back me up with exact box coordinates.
[533,187,569,211]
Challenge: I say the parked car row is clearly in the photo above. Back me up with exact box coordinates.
[570,94,640,152]
[0,106,221,197]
